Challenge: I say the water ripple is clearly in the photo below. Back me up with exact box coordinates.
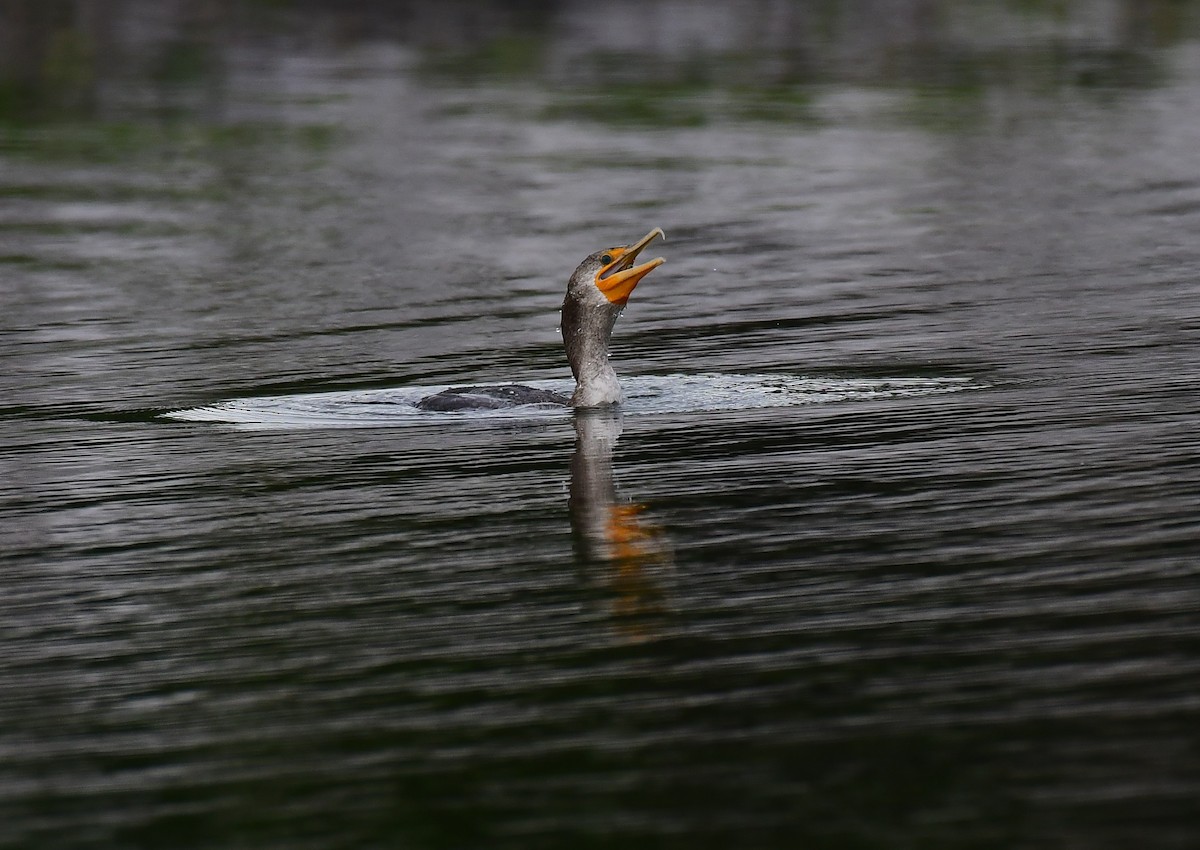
[165,373,980,429]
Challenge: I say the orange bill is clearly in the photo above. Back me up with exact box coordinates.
[595,227,666,305]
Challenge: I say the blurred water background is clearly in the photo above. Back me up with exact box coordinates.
[2,1,1199,847]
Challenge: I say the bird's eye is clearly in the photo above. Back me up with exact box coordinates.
[600,254,613,265]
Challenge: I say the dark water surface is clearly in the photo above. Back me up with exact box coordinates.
[3,2,1200,847]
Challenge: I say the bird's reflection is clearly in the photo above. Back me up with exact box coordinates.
[569,411,673,641]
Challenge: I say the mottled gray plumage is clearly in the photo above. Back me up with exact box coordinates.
[561,248,627,408]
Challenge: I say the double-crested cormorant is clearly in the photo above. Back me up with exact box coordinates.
[417,227,666,411]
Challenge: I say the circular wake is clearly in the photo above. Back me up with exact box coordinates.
[165,374,977,429]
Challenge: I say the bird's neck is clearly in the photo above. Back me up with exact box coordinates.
[572,359,621,407]
[563,298,622,407]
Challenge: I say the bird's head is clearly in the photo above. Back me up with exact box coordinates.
[561,227,666,403]
[565,227,666,310]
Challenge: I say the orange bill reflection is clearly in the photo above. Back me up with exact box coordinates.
[569,411,673,642]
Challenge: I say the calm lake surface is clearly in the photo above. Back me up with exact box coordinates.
[3,2,1199,847]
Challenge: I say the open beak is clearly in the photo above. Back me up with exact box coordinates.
[595,227,666,306]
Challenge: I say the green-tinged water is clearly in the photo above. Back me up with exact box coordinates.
[3,2,1199,847]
